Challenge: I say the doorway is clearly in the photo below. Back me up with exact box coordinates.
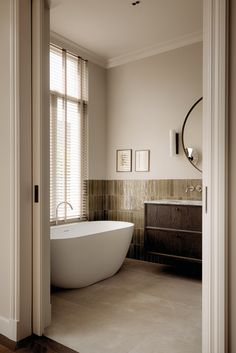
[31,1,228,352]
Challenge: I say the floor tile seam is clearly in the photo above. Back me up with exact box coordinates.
[50,303,201,330]
[53,284,153,303]
[51,299,122,321]
[49,304,198,333]
[130,289,202,310]
[52,289,145,307]
[52,299,201,321]
[52,297,83,310]
[121,268,175,280]
[45,329,156,353]
[53,290,202,315]
[52,292,179,313]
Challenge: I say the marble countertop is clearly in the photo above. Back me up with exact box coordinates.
[144,200,202,206]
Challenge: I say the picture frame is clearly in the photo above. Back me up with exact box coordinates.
[116,149,132,172]
[135,150,150,172]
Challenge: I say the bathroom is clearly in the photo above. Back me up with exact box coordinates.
[46,1,203,352]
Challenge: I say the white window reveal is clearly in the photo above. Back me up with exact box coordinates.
[50,45,88,223]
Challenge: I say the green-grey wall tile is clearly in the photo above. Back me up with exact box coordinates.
[88,179,202,264]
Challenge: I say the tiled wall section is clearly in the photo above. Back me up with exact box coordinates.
[88,179,202,263]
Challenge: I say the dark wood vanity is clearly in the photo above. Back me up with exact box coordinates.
[144,201,202,263]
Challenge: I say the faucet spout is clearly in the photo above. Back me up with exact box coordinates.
[55,201,73,225]
[185,186,195,193]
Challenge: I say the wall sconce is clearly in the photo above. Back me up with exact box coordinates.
[169,129,179,157]
[185,147,199,164]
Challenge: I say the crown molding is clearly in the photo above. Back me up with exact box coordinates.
[107,31,203,68]
[50,31,107,68]
[50,31,203,69]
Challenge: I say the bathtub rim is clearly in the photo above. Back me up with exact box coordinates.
[50,220,134,240]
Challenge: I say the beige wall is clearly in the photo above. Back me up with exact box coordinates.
[53,40,202,181]
[0,0,11,323]
[107,42,203,180]
[229,0,236,351]
[88,62,107,179]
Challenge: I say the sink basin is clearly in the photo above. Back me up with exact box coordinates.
[144,200,202,206]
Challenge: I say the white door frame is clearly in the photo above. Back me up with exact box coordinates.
[202,0,228,352]
[32,0,51,336]
[30,0,229,351]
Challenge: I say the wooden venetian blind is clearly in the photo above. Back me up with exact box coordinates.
[50,44,88,222]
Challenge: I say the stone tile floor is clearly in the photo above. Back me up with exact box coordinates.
[45,259,202,353]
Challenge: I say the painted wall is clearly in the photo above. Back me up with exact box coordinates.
[51,39,202,181]
[88,62,107,180]
[229,0,236,351]
[106,42,203,180]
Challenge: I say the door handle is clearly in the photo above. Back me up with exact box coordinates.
[34,185,39,203]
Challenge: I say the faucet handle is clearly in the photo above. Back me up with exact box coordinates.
[195,185,202,193]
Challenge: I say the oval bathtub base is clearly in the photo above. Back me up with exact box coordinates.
[50,221,134,289]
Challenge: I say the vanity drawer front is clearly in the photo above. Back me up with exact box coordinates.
[145,229,202,259]
[145,204,202,232]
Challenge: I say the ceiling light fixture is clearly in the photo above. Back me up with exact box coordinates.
[132,1,141,6]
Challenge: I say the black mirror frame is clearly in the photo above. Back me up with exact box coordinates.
[181,97,203,173]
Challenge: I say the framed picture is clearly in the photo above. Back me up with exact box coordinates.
[135,150,150,172]
[116,149,132,172]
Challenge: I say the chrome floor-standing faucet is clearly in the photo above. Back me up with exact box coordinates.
[55,201,73,225]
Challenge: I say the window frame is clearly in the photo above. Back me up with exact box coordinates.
[49,44,88,224]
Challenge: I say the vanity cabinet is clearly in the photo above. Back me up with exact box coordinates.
[144,202,202,263]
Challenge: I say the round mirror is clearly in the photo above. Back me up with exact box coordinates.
[181,97,203,173]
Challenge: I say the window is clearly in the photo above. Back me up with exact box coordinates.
[50,45,88,222]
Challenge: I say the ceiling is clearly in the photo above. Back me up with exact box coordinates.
[50,0,203,66]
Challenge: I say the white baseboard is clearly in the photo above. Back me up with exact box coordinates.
[0,316,17,341]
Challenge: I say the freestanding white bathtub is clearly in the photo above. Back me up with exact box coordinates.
[50,221,134,288]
